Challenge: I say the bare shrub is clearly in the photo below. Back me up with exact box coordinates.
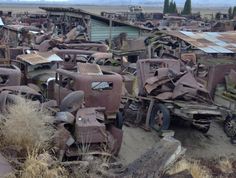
[20,149,68,178]
[218,157,233,174]
[167,158,212,178]
[0,96,54,152]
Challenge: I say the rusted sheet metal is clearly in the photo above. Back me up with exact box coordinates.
[6,25,40,33]
[55,66,122,115]
[17,52,63,65]
[0,65,21,87]
[181,53,196,64]
[155,92,173,100]
[59,43,109,52]
[138,58,210,101]
[0,153,12,177]
[167,31,236,53]
[175,72,207,92]
[137,59,181,95]
[54,123,75,161]
[90,52,113,62]
[75,107,106,143]
[77,63,103,75]
[228,69,236,84]
[53,49,98,56]
[107,125,123,156]
[53,49,98,69]
[204,64,236,96]
[0,85,42,100]
[172,84,197,99]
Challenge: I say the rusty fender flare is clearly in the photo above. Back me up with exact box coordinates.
[60,91,85,113]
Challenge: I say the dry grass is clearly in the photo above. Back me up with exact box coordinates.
[20,149,69,178]
[167,159,212,178]
[217,157,233,174]
[0,96,54,153]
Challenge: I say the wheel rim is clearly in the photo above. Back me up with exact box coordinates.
[225,120,236,137]
[153,110,164,130]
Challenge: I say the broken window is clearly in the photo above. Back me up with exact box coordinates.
[0,75,8,85]
[55,73,75,90]
[0,48,6,59]
[149,62,167,71]
[61,77,75,90]
[91,81,113,90]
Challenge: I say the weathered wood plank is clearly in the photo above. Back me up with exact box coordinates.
[122,137,185,178]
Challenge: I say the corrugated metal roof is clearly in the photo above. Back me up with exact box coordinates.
[17,52,63,65]
[167,31,236,54]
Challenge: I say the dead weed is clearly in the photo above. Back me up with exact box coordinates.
[0,96,54,153]
[167,158,212,178]
[20,149,68,178]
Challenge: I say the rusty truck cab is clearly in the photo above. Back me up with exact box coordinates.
[53,63,123,119]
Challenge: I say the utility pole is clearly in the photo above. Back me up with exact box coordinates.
[109,16,112,50]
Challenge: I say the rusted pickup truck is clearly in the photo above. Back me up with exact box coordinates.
[122,58,224,133]
[52,63,123,126]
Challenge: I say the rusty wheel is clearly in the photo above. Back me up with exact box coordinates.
[224,117,236,137]
[150,103,170,131]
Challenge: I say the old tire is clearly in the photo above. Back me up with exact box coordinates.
[149,103,170,131]
[224,117,236,137]
[115,112,124,129]
[192,119,211,133]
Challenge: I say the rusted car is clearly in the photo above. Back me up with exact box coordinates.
[0,64,21,87]
[52,63,123,127]
[11,51,63,97]
[58,43,109,52]
[53,48,115,71]
[122,58,223,133]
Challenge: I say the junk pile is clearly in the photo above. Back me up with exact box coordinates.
[144,68,210,102]
[215,69,236,110]
[122,59,222,134]
[214,69,236,138]
[0,91,124,177]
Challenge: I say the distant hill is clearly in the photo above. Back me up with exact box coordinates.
[0,0,235,7]
[68,0,235,7]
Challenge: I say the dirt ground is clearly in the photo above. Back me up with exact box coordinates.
[119,126,159,165]
[119,119,236,177]
[119,119,236,165]
[171,119,236,159]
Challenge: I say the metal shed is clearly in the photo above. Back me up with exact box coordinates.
[90,19,140,41]
[40,7,151,42]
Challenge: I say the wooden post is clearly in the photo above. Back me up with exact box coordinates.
[109,16,112,50]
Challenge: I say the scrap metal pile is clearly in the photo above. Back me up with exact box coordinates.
[214,69,236,139]
[0,6,236,178]
[143,62,209,101]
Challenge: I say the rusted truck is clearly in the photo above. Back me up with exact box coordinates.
[52,63,123,126]
[122,58,224,133]
[49,63,124,155]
